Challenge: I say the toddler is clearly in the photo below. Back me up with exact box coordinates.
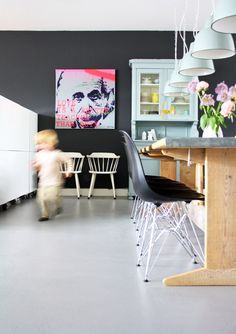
[32,129,72,221]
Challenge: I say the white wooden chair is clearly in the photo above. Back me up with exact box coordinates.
[87,152,120,199]
[60,152,85,199]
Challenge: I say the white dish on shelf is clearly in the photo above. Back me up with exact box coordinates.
[142,78,152,84]
[172,96,186,103]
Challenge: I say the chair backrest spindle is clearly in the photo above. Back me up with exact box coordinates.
[87,152,120,174]
[60,152,85,174]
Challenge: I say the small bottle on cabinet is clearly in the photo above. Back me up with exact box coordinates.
[151,92,159,103]
[142,131,147,140]
[147,131,153,141]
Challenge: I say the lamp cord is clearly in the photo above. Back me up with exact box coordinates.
[174,10,178,67]
[178,0,188,55]
[193,0,200,39]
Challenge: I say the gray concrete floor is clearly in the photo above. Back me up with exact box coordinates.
[0,197,236,334]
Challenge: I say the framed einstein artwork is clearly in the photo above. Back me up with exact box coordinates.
[55,69,115,129]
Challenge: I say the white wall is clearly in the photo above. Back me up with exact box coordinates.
[0,96,38,205]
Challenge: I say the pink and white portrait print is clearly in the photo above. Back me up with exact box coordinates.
[55,69,115,129]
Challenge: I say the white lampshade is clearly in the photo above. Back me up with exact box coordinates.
[164,81,188,97]
[169,67,194,88]
[192,17,235,59]
[179,43,215,76]
[212,0,236,33]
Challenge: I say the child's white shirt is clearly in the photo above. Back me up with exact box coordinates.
[34,149,71,187]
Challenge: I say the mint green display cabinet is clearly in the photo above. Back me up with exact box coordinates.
[128,59,199,197]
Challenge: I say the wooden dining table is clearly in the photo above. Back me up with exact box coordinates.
[140,137,236,286]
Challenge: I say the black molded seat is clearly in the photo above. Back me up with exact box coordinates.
[120,130,204,205]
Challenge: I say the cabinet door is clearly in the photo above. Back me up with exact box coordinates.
[0,96,30,151]
[166,93,198,121]
[0,151,29,204]
[161,69,198,121]
[136,68,164,120]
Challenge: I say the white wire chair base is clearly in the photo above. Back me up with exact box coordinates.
[130,198,205,282]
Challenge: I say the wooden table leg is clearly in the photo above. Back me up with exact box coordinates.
[164,148,236,285]
[179,160,196,189]
[195,163,204,194]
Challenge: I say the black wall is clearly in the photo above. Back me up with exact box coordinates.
[0,31,236,188]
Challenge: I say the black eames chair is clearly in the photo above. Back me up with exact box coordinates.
[123,131,200,226]
[120,130,204,204]
[120,130,204,281]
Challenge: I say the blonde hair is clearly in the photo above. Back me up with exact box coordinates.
[35,129,59,149]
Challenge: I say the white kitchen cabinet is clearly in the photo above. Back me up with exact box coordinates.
[0,96,38,205]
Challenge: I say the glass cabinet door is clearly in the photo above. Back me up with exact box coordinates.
[137,69,164,119]
[162,93,197,120]
[160,68,196,120]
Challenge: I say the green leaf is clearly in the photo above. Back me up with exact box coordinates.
[200,114,208,130]
[209,117,216,129]
[219,115,225,125]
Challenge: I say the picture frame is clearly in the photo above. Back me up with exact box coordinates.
[55,69,115,129]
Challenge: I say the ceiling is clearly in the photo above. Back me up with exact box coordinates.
[0,0,213,31]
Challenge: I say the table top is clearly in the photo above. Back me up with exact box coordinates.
[141,137,236,150]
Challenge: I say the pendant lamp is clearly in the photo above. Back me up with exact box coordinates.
[192,16,235,59]
[169,28,194,87]
[211,0,236,33]
[164,81,188,97]
[169,67,194,88]
[179,43,215,77]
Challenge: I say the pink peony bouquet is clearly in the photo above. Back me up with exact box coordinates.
[188,80,236,132]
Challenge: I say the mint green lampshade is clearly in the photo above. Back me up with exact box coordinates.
[169,67,193,88]
[192,17,235,59]
[212,0,236,33]
[164,81,188,97]
[179,43,215,76]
